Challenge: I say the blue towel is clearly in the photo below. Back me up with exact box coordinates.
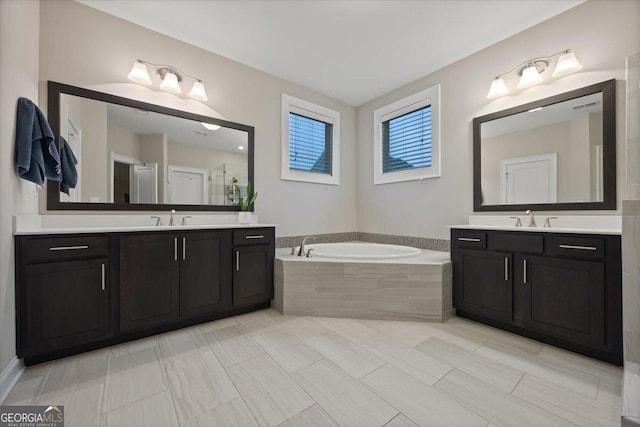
[15,97,61,186]
[59,136,78,195]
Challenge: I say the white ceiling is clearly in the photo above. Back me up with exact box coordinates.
[79,0,583,106]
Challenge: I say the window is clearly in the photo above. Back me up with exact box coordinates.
[281,94,340,185]
[374,85,440,184]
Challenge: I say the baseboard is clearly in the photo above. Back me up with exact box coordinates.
[0,357,24,404]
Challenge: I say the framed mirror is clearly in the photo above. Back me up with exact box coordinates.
[473,79,616,212]
[47,82,254,211]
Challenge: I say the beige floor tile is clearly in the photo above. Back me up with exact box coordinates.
[292,360,398,427]
[101,390,178,427]
[3,362,51,405]
[418,322,488,352]
[40,383,103,427]
[278,404,339,427]
[512,374,620,427]
[198,317,238,334]
[310,317,379,342]
[384,413,419,427]
[447,317,543,355]
[102,347,167,413]
[204,325,264,367]
[252,328,322,373]
[38,350,108,402]
[362,364,489,427]
[305,331,384,378]
[597,377,623,409]
[537,345,623,382]
[227,354,314,426]
[360,334,451,385]
[109,335,159,357]
[235,310,279,333]
[280,317,328,341]
[165,350,239,422]
[417,337,523,392]
[180,398,258,427]
[363,319,436,347]
[475,340,600,398]
[158,327,209,363]
[435,370,574,427]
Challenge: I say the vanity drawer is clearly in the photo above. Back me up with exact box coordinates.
[493,233,544,254]
[233,228,274,246]
[546,236,605,260]
[452,230,486,248]
[24,235,109,263]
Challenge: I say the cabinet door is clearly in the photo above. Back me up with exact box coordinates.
[120,234,180,332]
[454,249,513,323]
[233,244,273,307]
[25,258,110,355]
[520,255,605,347]
[180,231,232,319]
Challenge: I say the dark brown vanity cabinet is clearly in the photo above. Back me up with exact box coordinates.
[451,229,622,365]
[232,229,275,307]
[16,226,274,365]
[16,235,112,358]
[120,231,232,332]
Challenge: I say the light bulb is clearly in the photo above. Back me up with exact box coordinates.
[552,51,582,78]
[517,64,543,89]
[189,81,208,101]
[487,78,509,99]
[127,61,152,85]
[160,71,181,94]
[201,122,221,131]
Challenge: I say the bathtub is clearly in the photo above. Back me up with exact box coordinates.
[274,242,452,322]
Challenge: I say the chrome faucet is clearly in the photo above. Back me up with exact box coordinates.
[525,210,537,227]
[509,216,523,227]
[150,216,162,226]
[169,209,176,226]
[297,236,312,257]
[181,216,192,226]
[544,216,559,228]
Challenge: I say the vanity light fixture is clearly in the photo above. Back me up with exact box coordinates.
[238,145,245,150]
[127,59,209,101]
[487,49,582,99]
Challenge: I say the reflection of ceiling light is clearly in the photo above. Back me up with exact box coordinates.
[238,146,245,150]
[126,59,209,102]
[487,49,582,99]
[201,122,221,131]
[528,107,543,113]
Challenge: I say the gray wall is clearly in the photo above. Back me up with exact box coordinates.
[0,0,40,392]
[356,0,640,240]
[38,0,358,237]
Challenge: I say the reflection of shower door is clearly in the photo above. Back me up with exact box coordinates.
[500,154,557,204]
[168,165,209,205]
[130,163,158,204]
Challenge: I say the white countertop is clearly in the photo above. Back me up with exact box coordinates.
[13,214,276,235]
[448,224,621,235]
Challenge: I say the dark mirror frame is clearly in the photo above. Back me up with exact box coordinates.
[47,81,254,212]
[473,79,616,212]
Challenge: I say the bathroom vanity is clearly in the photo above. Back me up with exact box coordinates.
[450,226,622,365]
[15,225,275,365]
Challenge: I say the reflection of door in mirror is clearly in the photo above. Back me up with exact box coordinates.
[500,153,557,204]
[61,105,82,202]
[131,163,158,204]
[168,165,209,205]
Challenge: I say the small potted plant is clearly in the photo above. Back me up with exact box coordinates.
[235,181,258,224]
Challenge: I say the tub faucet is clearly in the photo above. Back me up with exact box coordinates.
[525,210,536,227]
[297,236,312,257]
[169,209,176,226]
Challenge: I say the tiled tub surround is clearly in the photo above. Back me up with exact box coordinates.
[274,248,452,322]
[623,200,640,426]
